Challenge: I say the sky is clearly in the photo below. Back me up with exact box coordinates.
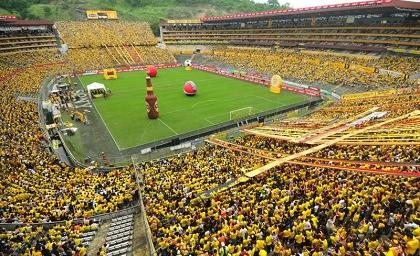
[255,0,420,8]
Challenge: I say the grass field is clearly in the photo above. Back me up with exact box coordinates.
[79,67,308,149]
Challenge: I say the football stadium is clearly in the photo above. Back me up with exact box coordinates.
[0,0,419,255]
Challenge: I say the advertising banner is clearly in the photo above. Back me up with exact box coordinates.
[86,10,118,20]
[349,64,377,74]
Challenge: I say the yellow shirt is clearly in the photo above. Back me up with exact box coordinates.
[406,237,419,255]
[322,239,328,250]
[256,240,265,250]
[80,247,87,256]
[265,235,273,245]
[32,251,42,256]
[283,229,292,238]
[295,234,304,244]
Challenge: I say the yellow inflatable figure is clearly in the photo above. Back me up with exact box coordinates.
[103,68,117,80]
[270,75,282,94]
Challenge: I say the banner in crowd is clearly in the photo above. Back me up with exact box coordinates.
[378,69,408,79]
[86,10,118,20]
[342,89,397,100]
[349,64,377,74]
[326,61,347,69]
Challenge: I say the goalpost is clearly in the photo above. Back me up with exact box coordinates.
[229,107,255,120]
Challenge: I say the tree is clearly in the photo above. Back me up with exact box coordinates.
[43,6,52,17]
[267,0,280,9]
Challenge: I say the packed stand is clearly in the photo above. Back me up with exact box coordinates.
[0,221,98,256]
[55,20,175,68]
[56,21,157,47]
[307,92,420,121]
[227,135,420,174]
[0,51,139,226]
[143,162,419,255]
[140,145,269,197]
[0,49,140,254]
[208,48,418,90]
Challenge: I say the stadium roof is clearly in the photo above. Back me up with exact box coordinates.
[0,19,54,27]
[201,0,420,23]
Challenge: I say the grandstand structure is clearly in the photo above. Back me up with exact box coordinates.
[55,20,176,68]
[1,2,420,256]
[0,18,60,55]
[161,0,420,53]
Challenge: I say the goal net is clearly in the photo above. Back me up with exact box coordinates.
[229,107,255,120]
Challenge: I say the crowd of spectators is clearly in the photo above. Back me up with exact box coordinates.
[135,46,177,65]
[228,135,419,173]
[65,48,116,71]
[139,88,419,255]
[140,145,269,197]
[0,49,140,254]
[55,21,157,48]
[1,221,98,256]
[0,21,419,255]
[308,92,420,121]
[308,143,419,161]
[208,48,418,90]
[143,161,419,255]
[54,20,176,68]
[0,63,139,223]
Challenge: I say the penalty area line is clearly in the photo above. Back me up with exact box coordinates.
[158,118,178,135]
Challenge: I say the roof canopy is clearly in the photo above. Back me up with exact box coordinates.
[87,82,106,91]
[0,19,53,27]
[200,0,420,23]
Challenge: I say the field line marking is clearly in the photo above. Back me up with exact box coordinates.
[204,117,216,125]
[192,99,218,108]
[255,95,284,105]
[139,119,155,143]
[158,118,179,135]
[77,76,123,151]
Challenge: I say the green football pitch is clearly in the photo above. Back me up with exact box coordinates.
[79,67,308,149]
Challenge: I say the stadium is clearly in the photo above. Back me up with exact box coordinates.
[0,0,419,255]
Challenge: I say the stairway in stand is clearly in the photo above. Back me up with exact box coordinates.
[105,214,134,256]
[124,45,143,65]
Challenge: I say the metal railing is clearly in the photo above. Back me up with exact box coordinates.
[132,159,157,256]
[0,201,140,230]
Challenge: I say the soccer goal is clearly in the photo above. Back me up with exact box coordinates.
[229,107,255,120]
